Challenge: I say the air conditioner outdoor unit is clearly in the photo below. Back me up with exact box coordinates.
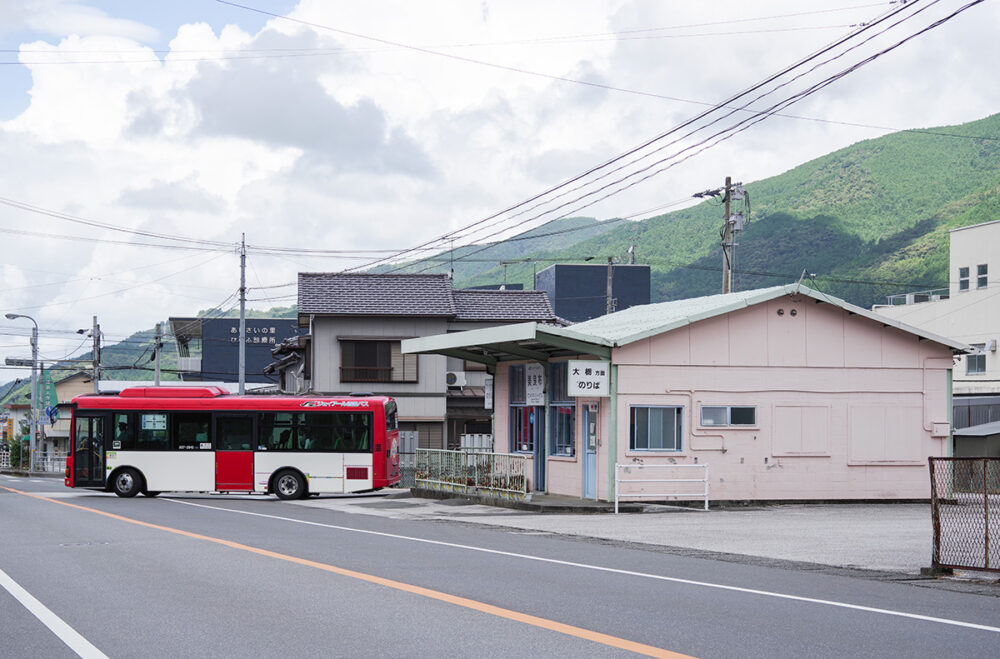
[445,371,467,387]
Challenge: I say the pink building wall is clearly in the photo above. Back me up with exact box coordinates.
[496,294,954,501]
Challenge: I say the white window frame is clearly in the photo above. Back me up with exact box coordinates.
[959,266,970,291]
[967,344,986,375]
[977,264,988,289]
[629,406,683,452]
[700,405,757,427]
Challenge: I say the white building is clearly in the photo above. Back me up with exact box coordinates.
[873,219,1000,451]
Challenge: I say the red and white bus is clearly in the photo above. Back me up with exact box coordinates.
[65,386,400,499]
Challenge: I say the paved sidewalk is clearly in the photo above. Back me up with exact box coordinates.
[296,490,941,575]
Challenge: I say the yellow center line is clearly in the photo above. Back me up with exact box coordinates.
[4,487,695,658]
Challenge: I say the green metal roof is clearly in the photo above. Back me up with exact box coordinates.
[401,284,968,365]
[571,284,967,351]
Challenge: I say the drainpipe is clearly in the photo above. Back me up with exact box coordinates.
[946,368,953,457]
[606,363,618,502]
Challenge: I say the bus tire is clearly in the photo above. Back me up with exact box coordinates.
[274,470,306,500]
[112,468,142,498]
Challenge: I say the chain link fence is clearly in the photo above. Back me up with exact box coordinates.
[928,457,1000,573]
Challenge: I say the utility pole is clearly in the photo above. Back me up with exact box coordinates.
[29,326,37,472]
[92,315,101,394]
[153,322,162,386]
[605,257,616,315]
[238,233,246,395]
[721,176,734,294]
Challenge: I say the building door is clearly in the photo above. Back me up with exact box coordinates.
[215,414,255,491]
[73,414,106,488]
[583,404,598,499]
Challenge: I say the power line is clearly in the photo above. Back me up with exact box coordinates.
[412,0,981,271]
[345,0,930,272]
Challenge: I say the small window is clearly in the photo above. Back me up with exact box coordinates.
[967,344,986,375]
[701,406,756,426]
[510,406,536,453]
[977,264,988,289]
[509,364,526,404]
[549,405,575,456]
[340,339,416,383]
[959,267,970,291]
[112,413,132,450]
[385,400,398,433]
[630,406,682,451]
[548,363,575,457]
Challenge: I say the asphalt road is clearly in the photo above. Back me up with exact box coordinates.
[2,475,998,659]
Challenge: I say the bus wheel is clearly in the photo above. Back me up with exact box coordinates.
[112,469,142,498]
[274,470,305,500]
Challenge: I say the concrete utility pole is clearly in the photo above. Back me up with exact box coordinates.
[239,233,247,395]
[92,316,101,394]
[606,257,616,315]
[154,322,162,386]
[721,176,734,294]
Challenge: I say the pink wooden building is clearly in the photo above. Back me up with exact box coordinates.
[403,284,967,503]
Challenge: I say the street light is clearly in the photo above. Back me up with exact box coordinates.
[6,313,38,473]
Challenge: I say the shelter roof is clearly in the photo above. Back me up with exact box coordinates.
[402,284,968,366]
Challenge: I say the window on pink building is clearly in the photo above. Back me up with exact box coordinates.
[630,406,682,451]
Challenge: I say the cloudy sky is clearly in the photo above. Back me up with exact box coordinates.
[1,0,998,382]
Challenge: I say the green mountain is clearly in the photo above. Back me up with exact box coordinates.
[372,216,620,283]
[443,112,1000,308]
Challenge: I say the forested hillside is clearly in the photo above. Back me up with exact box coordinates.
[442,113,1000,308]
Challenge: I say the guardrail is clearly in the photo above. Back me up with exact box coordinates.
[416,448,528,500]
[615,463,709,513]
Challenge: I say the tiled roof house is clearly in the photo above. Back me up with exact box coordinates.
[276,273,559,450]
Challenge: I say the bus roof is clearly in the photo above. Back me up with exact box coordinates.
[72,387,393,412]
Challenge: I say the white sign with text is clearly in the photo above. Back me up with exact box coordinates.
[525,363,545,405]
[567,360,610,397]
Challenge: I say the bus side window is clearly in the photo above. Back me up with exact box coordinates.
[138,413,169,450]
[113,413,132,450]
[172,413,211,450]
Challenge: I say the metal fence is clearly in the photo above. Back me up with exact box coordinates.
[0,450,66,473]
[416,448,528,500]
[929,457,1000,573]
[614,463,709,513]
[37,451,68,473]
[399,451,416,488]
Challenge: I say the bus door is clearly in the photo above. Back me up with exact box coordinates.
[214,414,255,491]
[73,413,107,488]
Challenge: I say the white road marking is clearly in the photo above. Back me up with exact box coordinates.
[162,498,1000,634]
[0,567,109,659]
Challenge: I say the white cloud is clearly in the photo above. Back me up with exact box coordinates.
[0,0,158,41]
[1,0,998,377]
